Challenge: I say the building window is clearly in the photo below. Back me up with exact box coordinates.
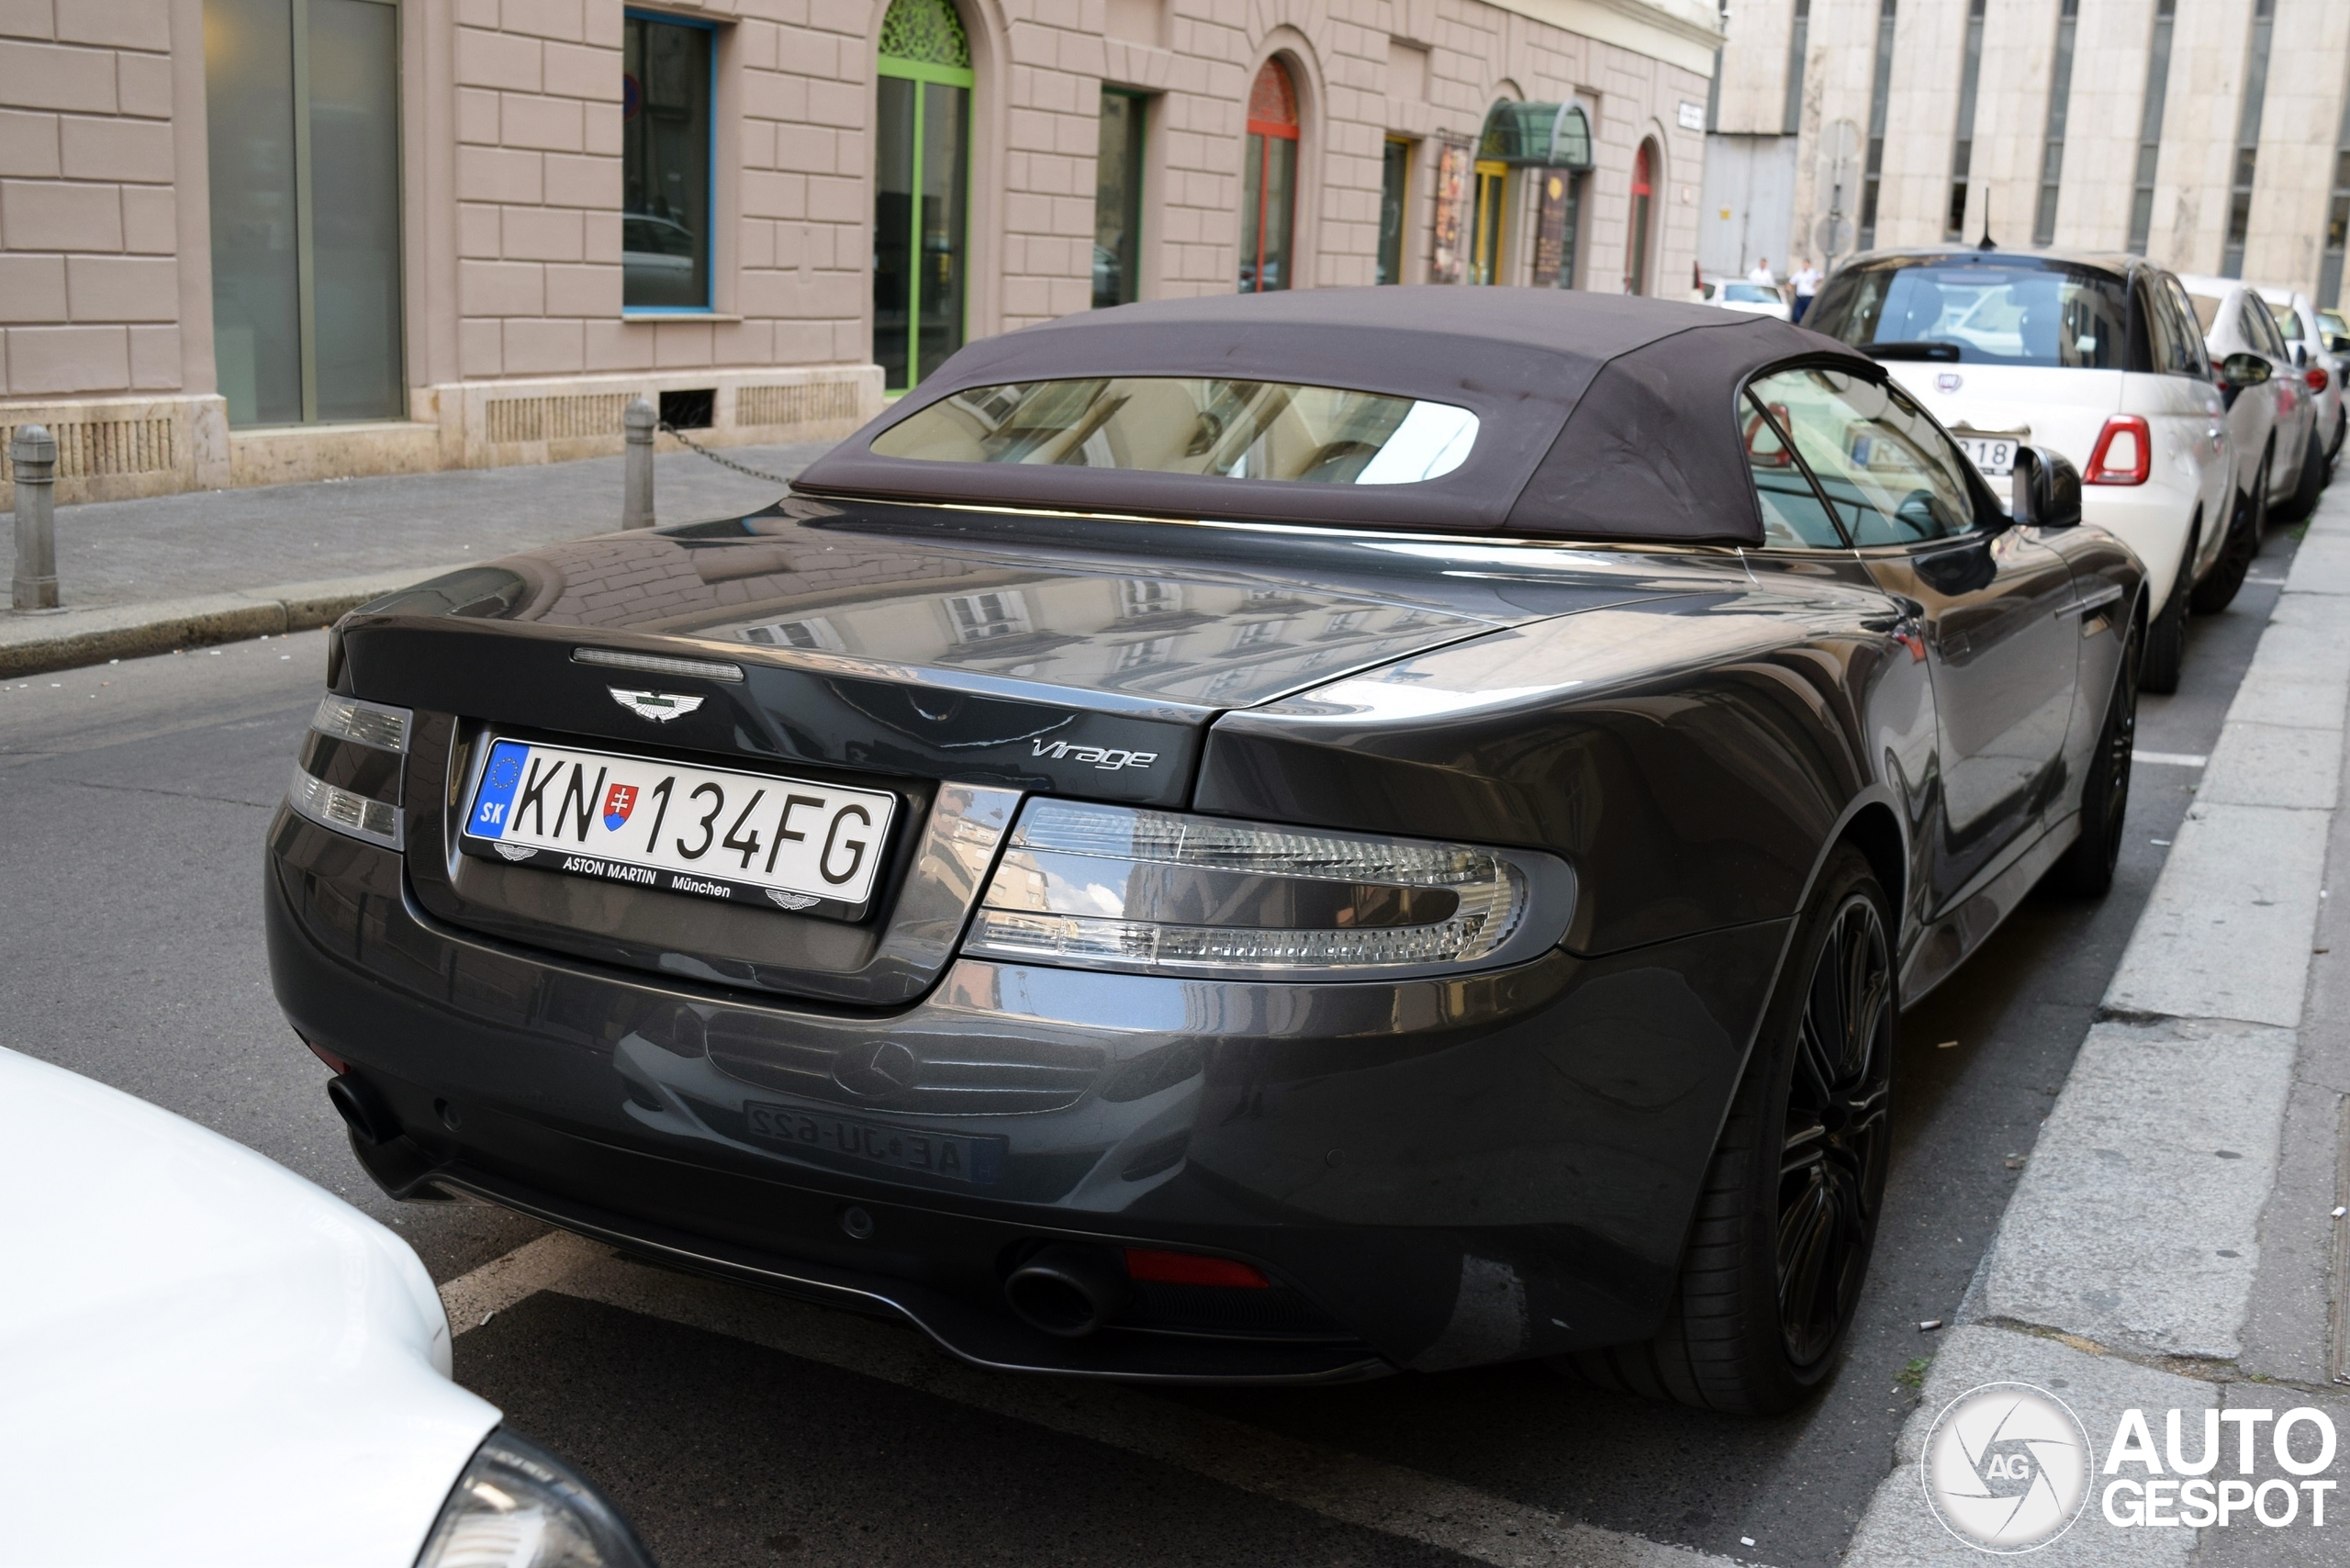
[1625,140,1657,296]
[1857,0,1895,251]
[1782,0,1808,136]
[1945,0,1985,241]
[946,591,1030,644]
[1378,138,1412,284]
[1094,89,1147,308]
[2322,60,2350,306]
[2032,0,2079,247]
[2128,0,2176,255]
[1117,578,1182,618]
[2222,0,2276,278]
[621,13,714,311]
[876,0,973,390]
[204,0,403,428]
[1240,59,1300,292]
[1470,157,1507,285]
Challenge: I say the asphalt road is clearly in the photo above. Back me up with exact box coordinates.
[0,524,2300,1568]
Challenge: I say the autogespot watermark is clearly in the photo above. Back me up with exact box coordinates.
[1922,1383,2092,1551]
[1921,1381,2340,1553]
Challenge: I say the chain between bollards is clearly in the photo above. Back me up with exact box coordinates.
[622,398,656,529]
[11,423,60,611]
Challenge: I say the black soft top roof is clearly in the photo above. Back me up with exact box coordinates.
[794,286,1874,545]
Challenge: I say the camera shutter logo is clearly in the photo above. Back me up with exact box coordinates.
[1920,1382,2091,1552]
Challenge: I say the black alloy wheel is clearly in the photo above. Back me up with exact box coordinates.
[1776,891,1894,1368]
[2048,614,2141,896]
[2277,424,2328,522]
[1563,846,1894,1414]
[2140,540,2190,694]
[2190,450,2267,616]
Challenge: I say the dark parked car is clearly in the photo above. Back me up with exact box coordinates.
[269,289,2143,1415]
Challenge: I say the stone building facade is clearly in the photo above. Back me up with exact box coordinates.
[1701,0,2350,303]
[0,0,1717,508]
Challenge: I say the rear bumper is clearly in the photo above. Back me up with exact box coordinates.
[2081,474,2200,610]
[266,808,1789,1382]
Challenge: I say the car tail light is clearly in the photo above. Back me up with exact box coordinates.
[285,694,411,848]
[2084,414,2152,486]
[961,799,1567,979]
[1125,1248,1270,1289]
[2309,366,2332,395]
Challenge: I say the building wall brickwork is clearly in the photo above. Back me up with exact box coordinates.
[1710,0,2350,305]
[0,0,1717,502]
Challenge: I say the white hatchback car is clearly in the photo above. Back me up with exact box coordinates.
[0,1047,652,1568]
[1805,249,2236,692]
[1700,278,1794,320]
[2178,274,2326,531]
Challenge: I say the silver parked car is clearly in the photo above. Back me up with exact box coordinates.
[2258,285,2346,469]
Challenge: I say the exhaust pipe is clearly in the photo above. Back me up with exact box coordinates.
[1004,1244,1131,1338]
[326,1074,397,1146]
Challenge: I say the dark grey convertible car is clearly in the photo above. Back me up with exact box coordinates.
[268,289,2143,1414]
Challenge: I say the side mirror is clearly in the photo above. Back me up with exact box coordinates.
[2216,351,2272,409]
[2011,445,2083,530]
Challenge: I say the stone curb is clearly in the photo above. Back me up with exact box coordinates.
[0,567,462,679]
[1844,498,2350,1565]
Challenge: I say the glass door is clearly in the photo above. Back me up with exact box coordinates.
[875,0,972,392]
[205,0,403,426]
[1470,160,1507,285]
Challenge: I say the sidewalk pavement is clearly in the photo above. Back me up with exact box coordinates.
[1845,489,2350,1566]
[0,439,830,678]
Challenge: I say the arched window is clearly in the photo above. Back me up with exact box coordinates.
[1239,60,1299,292]
[875,0,972,391]
[1625,138,1658,296]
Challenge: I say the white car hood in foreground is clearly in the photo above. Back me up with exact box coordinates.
[0,1047,497,1567]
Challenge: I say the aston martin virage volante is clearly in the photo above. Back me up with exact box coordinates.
[267,288,2142,1413]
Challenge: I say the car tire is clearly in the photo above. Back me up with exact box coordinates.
[1563,844,1893,1416]
[2140,560,2188,695]
[2192,450,2268,617]
[2046,612,2142,899]
[2276,429,2327,522]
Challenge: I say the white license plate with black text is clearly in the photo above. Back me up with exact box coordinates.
[461,737,895,917]
[1956,434,2022,478]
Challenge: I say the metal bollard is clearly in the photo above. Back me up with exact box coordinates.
[11,423,59,610]
[622,397,656,529]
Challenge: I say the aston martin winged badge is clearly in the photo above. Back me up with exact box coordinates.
[609,688,706,722]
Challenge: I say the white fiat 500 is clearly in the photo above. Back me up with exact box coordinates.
[0,1047,652,1568]
[1805,249,2236,692]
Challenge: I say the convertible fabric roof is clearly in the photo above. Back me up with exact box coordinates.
[792,286,1876,545]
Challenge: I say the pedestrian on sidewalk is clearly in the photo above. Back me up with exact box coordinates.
[1790,257,1822,323]
[1746,256,1776,289]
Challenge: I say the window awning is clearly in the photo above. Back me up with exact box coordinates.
[1478,102,1594,171]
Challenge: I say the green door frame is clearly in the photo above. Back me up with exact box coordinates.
[877,50,974,393]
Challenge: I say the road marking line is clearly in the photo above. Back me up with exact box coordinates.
[438,1229,604,1330]
[442,1239,1743,1568]
[2131,750,2208,767]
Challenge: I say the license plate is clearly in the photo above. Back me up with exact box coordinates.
[1956,434,2022,477]
[460,737,896,918]
[742,1101,1004,1184]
